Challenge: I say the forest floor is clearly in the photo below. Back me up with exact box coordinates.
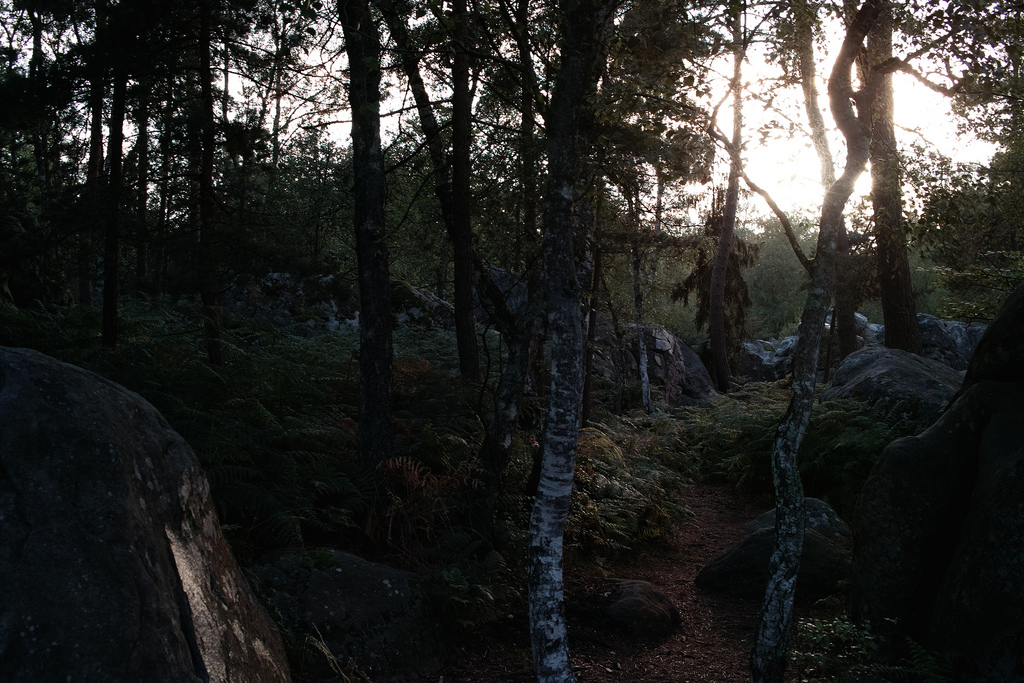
[432,484,771,682]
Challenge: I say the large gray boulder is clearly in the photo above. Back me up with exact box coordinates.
[641,326,717,408]
[744,497,852,546]
[249,550,442,679]
[852,286,1024,680]
[696,528,850,603]
[916,313,987,370]
[821,346,964,428]
[0,347,291,683]
[589,318,716,410]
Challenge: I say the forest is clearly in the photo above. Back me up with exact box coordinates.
[1,0,1022,680]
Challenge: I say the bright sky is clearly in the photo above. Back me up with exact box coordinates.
[705,16,999,224]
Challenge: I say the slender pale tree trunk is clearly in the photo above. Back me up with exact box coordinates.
[529,1,616,680]
[340,0,393,469]
[750,3,883,680]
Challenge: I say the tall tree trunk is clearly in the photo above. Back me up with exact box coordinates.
[81,70,104,307]
[340,0,393,469]
[868,1,921,354]
[450,0,480,380]
[581,245,602,426]
[381,0,478,379]
[199,0,223,366]
[750,3,883,680]
[631,235,653,414]
[529,1,615,679]
[795,0,857,358]
[135,95,150,290]
[101,66,126,348]
[709,0,743,392]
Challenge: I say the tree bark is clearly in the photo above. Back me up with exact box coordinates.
[529,0,615,679]
[81,67,105,307]
[750,2,882,680]
[380,0,479,379]
[135,94,150,290]
[198,0,223,366]
[794,0,858,359]
[631,237,653,414]
[101,66,126,348]
[581,245,602,426]
[709,0,743,392]
[451,0,481,380]
[340,0,393,469]
[867,1,921,354]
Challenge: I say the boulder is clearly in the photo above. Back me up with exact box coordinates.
[917,313,974,370]
[852,286,1024,680]
[696,527,850,603]
[957,285,1024,398]
[641,326,717,409]
[222,271,357,332]
[604,579,681,639]
[589,318,717,410]
[0,346,291,683]
[820,346,964,428]
[738,340,778,382]
[390,280,456,328]
[249,550,442,680]
[772,335,799,378]
[743,497,852,546]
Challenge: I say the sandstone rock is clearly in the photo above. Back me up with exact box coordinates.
[852,286,1024,679]
[249,550,442,680]
[640,326,717,409]
[695,528,850,603]
[0,346,291,683]
[604,579,680,639]
[957,285,1024,398]
[738,340,777,382]
[821,346,964,428]
[744,497,852,545]
[589,318,717,410]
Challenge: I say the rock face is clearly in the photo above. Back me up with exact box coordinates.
[0,347,291,683]
[695,528,850,604]
[604,579,680,639]
[249,550,442,679]
[820,346,964,428]
[852,286,1024,681]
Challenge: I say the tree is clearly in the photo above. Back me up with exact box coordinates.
[864,0,920,353]
[339,0,393,469]
[708,0,744,391]
[528,0,617,679]
[750,1,884,680]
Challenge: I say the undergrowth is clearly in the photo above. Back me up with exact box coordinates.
[677,380,919,517]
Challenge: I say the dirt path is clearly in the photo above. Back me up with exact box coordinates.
[434,485,765,682]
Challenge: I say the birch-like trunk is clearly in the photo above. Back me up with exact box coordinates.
[750,2,883,680]
[529,1,615,679]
